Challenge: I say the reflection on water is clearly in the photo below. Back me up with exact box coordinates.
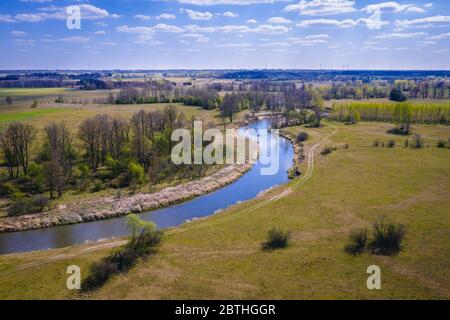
[0,119,294,254]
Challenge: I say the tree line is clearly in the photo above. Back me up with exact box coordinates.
[0,106,212,216]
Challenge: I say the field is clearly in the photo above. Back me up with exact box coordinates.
[0,120,449,299]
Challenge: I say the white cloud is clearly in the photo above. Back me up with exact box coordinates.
[181,8,214,20]
[135,14,151,20]
[157,13,176,20]
[246,19,258,24]
[1,4,119,23]
[363,2,425,14]
[374,32,427,39]
[11,31,27,36]
[396,15,450,28]
[268,17,292,24]
[59,36,91,43]
[284,0,357,16]
[94,31,106,35]
[177,0,290,4]
[297,17,389,29]
[223,11,239,18]
[428,32,450,40]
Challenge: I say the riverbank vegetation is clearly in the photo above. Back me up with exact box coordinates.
[0,120,448,299]
[0,105,216,217]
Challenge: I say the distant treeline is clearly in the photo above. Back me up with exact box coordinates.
[220,70,450,81]
[332,101,450,125]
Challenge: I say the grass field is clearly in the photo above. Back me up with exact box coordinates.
[0,120,449,299]
[0,108,67,123]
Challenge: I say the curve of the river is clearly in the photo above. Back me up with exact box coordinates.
[0,119,293,255]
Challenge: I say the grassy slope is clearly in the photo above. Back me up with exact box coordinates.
[0,120,449,299]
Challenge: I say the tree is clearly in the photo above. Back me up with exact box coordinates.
[30,100,38,108]
[79,115,104,172]
[389,88,407,102]
[0,122,36,176]
[220,93,239,123]
[393,103,412,135]
[6,96,13,105]
[44,122,74,197]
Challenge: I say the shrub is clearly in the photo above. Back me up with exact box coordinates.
[373,140,380,147]
[82,218,163,292]
[263,227,291,250]
[7,195,49,216]
[369,218,406,255]
[345,228,368,255]
[91,181,104,193]
[410,134,423,149]
[296,132,309,143]
[321,146,333,155]
[436,140,447,148]
[386,140,396,148]
[32,194,50,212]
[389,88,407,102]
[0,181,20,196]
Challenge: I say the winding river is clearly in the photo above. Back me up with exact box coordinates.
[0,119,294,255]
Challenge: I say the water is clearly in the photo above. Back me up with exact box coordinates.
[0,119,293,255]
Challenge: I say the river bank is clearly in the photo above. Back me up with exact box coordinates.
[0,163,252,233]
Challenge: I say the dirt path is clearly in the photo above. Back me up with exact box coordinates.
[0,125,338,277]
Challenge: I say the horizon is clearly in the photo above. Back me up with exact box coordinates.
[1,0,450,70]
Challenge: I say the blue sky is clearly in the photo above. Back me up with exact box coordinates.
[0,0,449,70]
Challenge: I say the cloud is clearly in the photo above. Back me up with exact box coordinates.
[223,11,239,18]
[396,15,450,28]
[181,8,214,20]
[268,17,292,24]
[135,14,151,20]
[287,34,329,46]
[297,17,389,29]
[214,43,253,48]
[284,0,357,16]
[176,0,290,4]
[246,19,257,24]
[157,13,176,20]
[363,2,426,14]
[374,32,427,39]
[11,31,27,36]
[1,4,119,23]
[59,36,91,43]
[428,32,450,40]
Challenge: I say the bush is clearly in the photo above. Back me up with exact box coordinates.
[82,216,163,292]
[436,140,447,148]
[321,146,333,155]
[345,228,368,255]
[410,134,423,149]
[386,140,396,148]
[370,219,406,255]
[373,140,380,147]
[263,227,291,250]
[389,88,407,102]
[296,132,309,143]
[7,195,49,216]
[91,181,104,193]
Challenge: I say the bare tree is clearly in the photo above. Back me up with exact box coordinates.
[44,122,73,197]
[4,123,36,176]
[79,115,103,172]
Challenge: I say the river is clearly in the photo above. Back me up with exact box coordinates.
[0,119,294,254]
